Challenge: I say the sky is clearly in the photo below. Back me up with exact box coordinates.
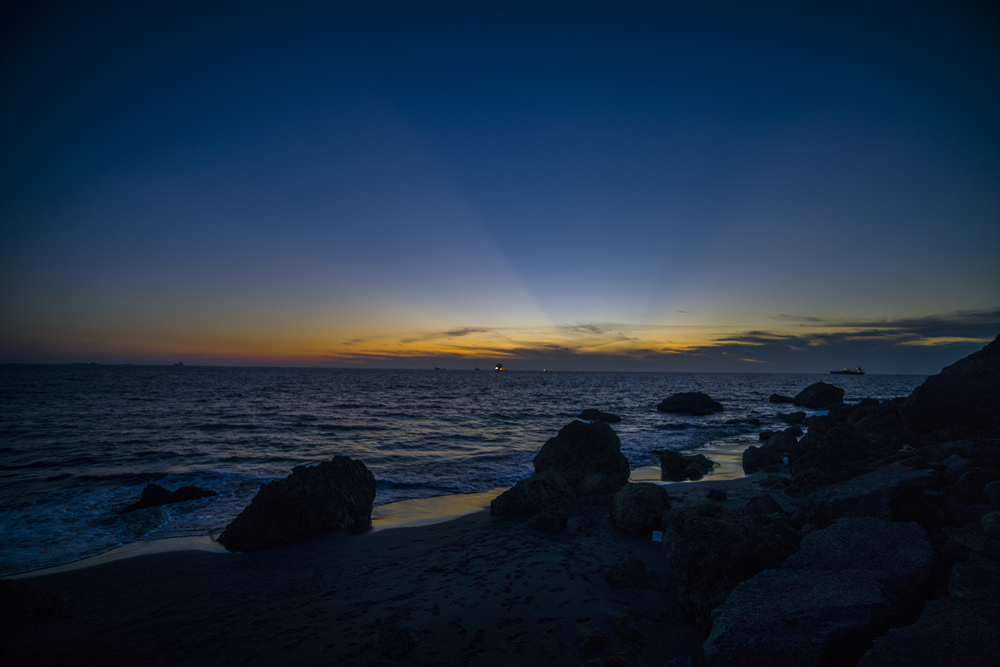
[2,1,998,373]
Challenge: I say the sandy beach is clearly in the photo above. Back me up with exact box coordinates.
[3,476,779,666]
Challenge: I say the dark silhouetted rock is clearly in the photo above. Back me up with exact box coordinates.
[778,411,806,424]
[741,444,783,474]
[662,504,800,629]
[532,420,630,489]
[378,626,418,660]
[900,334,1000,434]
[770,393,794,404]
[218,456,376,552]
[792,382,845,409]
[490,471,573,517]
[764,429,798,455]
[810,461,941,520]
[119,483,218,513]
[704,568,895,666]
[575,472,620,496]
[707,488,727,501]
[788,423,876,483]
[610,482,671,534]
[606,558,649,588]
[656,450,716,481]
[578,408,622,423]
[657,392,724,415]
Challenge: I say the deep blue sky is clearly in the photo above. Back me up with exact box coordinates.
[2,1,998,372]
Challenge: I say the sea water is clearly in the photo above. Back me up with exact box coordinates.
[0,365,925,575]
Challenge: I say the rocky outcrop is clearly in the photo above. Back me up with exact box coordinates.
[792,381,844,409]
[741,444,782,474]
[218,456,376,552]
[900,334,1000,434]
[489,471,572,517]
[704,518,936,666]
[656,392,724,415]
[769,393,794,403]
[662,501,800,629]
[610,482,670,534]
[118,483,218,513]
[531,420,630,489]
[655,450,716,481]
[578,408,622,423]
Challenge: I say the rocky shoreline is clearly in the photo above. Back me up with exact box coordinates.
[2,335,998,665]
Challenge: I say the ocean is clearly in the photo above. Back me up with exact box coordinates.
[0,365,926,575]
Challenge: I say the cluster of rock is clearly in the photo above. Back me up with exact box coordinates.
[118,483,218,513]
[684,334,1000,665]
[490,420,631,533]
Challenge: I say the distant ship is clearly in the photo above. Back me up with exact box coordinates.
[494,363,505,371]
[830,367,865,375]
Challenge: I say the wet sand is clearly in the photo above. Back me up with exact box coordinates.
[4,472,778,665]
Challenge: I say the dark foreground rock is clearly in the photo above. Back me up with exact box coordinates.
[900,333,1000,434]
[655,450,716,480]
[489,471,572,517]
[792,381,845,409]
[218,456,376,552]
[118,483,218,513]
[657,392,724,415]
[578,408,622,423]
[610,482,670,535]
[704,518,936,666]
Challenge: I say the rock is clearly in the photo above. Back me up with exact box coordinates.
[810,461,941,521]
[532,420,630,489]
[662,504,800,629]
[704,568,896,667]
[218,456,376,552]
[900,334,1000,434]
[783,518,935,596]
[792,382,845,409]
[656,450,716,481]
[610,482,671,534]
[490,471,573,517]
[741,445,783,474]
[118,483,218,513]
[657,392,724,415]
[788,423,880,483]
[605,558,649,588]
[778,411,806,424]
[765,429,799,455]
[743,494,785,517]
[982,511,1000,539]
[578,408,622,423]
[769,393,794,403]
[707,488,727,501]
[575,472,621,497]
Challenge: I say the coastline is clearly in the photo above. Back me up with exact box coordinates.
[3,476,750,665]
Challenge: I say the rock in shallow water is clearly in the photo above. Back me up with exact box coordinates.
[218,455,375,552]
[656,392,724,415]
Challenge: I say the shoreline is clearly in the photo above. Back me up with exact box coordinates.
[10,465,748,580]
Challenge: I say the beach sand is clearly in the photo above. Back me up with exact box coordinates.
[4,473,782,666]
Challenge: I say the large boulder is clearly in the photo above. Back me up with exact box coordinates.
[900,334,1000,434]
[792,382,845,409]
[610,482,671,534]
[531,420,630,489]
[741,445,783,474]
[810,461,941,521]
[662,502,800,629]
[489,471,573,517]
[118,483,218,513]
[657,392,724,415]
[705,517,937,666]
[218,456,376,552]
